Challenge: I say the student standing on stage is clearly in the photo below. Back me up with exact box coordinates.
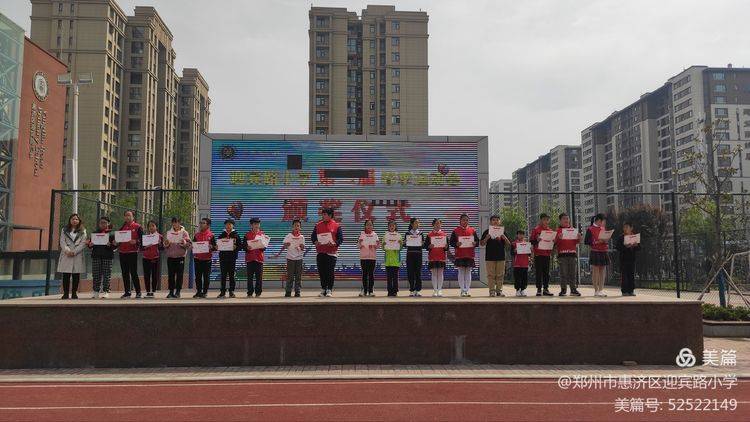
[357,219,379,297]
[450,214,480,297]
[141,220,162,298]
[405,217,425,297]
[555,213,581,297]
[276,219,306,298]
[530,213,554,297]
[480,215,511,297]
[383,220,403,296]
[118,210,143,299]
[244,217,267,298]
[57,213,87,299]
[88,216,115,298]
[217,218,241,298]
[192,217,216,298]
[511,230,531,296]
[311,208,344,297]
[584,213,609,297]
[615,222,641,296]
[163,217,190,298]
[425,218,449,297]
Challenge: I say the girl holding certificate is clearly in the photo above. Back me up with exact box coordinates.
[425,218,449,297]
[244,217,267,297]
[357,219,379,297]
[311,208,343,297]
[192,217,217,298]
[449,214,480,297]
[141,221,162,298]
[383,220,403,296]
[217,218,242,298]
[117,210,143,299]
[584,213,609,297]
[276,219,306,298]
[57,213,87,299]
[163,217,190,298]
[88,216,115,298]
[404,218,425,297]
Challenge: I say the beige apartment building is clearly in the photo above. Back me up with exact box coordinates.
[309,5,428,136]
[177,68,210,192]
[30,0,127,202]
[31,0,209,211]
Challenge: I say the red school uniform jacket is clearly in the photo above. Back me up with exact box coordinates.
[244,230,266,263]
[450,225,479,260]
[117,221,143,254]
[511,241,531,268]
[585,225,609,252]
[193,229,216,261]
[529,224,553,257]
[426,230,448,262]
[312,219,342,255]
[555,225,580,256]
[141,232,162,261]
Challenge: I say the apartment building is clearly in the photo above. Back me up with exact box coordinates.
[309,5,428,136]
[177,68,210,192]
[31,0,209,211]
[489,179,513,216]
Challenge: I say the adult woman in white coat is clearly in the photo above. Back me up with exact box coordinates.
[58,213,87,299]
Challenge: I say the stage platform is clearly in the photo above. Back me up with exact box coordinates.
[0,287,703,369]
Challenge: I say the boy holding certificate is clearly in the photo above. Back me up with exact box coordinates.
[276,219,306,297]
[217,218,242,298]
[383,220,403,296]
[450,214,480,297]
[192,217,217,298]
[555,213,581,297]
[244,217,267,297]
[615,222,641,296]
[584,213,609,297]
[163,217,190,298]
[311,208,344,297]
[511,230,532,296]
[529,213,555,296]
[480,215,511,297]
[117,210,143,299]
[425,218,449,297]
[357,219,379,297]
[141,221,163,298]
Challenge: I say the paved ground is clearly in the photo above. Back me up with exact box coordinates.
[2,286,699,305]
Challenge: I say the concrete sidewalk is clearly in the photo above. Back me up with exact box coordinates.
[0,337,746,383]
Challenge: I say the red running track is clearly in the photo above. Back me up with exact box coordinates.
[0,379,748,421]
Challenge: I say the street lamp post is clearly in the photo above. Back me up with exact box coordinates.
[57,72,93,214]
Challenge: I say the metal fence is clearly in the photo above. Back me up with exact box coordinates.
[490,190,750,304]
[43,188,199,295]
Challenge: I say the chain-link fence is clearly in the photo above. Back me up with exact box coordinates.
[490,190,750,304]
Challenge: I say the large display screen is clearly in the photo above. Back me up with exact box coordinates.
[209,139,480,285]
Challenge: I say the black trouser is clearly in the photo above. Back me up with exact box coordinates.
[61,273,80,295]
[534,255,550,290]
[247,261,263,295]
[316,253,337,291]
[361,259,376,294]
[119,253,141,293]
[194,259,212,294]
[142,258,159,293]
[167,257,185,293]
[513,267,528,290]
[220,258,237,293]
[386,266,399,295]
[621,259,636,294]
[406,252,423,292]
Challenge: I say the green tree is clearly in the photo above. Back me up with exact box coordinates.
[163,191,196,232]
[500,205,527,239]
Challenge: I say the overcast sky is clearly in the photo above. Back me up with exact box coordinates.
[5,0,750,180]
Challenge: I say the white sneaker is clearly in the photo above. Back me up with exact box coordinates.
[600,292,607,297]
[465,291,471,297]
[101,292,109,299]
[319,290,326,297]
[432,291,439,297]
[325,290,332,297]
[497,291,505,297]
[409,291,415,297]
[358,289,365,297]
[437,290,443,297]
[93,292,100,299]
[515,290,521,297]
[415,291,422,297]
[489,291,496,297]
[521,290,527,297]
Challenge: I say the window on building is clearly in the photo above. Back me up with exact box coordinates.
[129,103,141,115]
[132,27,145,38]
[392,115,400,125]
[392,68,400,78]
[392,21,400,30]
[392,37,399,46]
[714,96,726,104]
[58,3,63,13]
[392,100,400,109]
[131,41,144,54]
[392,84,400,93]
[131,57,143,67]
[130,73,142,84]
[369,25,375,34]
[712,72,725,80]
[392,52,400,62]
[714,84,727,93]
[315,96,327,106]
[128,119,141,131]
[715,108,728,117]
[56,36,61,47]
